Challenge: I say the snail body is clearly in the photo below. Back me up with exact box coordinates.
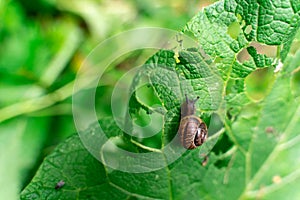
[178,95,208,149]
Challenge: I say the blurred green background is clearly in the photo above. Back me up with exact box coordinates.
[0,0,279,199]
[0,0,216,199]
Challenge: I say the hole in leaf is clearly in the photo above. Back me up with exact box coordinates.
[245,67,275,101]
[211,133,234,161]
[130,110,163,149]
[133,132,162,149]
[130,83,164,149]
[237,42,277,63]
[103,136,138,156]
[250,42,277,57]
[133,109,151,127]
[135,83,162,107]
[214,156,231,169]
[227,21,242,39]
[244,25,252,34]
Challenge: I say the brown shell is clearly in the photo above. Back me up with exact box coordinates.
[178,95,208,149]
[179,116,208,149]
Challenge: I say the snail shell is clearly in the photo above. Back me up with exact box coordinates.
[178,95,208,149]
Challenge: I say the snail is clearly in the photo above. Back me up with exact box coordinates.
[178,95,208,149]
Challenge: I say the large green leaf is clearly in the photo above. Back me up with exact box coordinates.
[21,0,300,199]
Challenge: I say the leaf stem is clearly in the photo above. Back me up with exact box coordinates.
[130,139,162,153]
[217,145,237,160]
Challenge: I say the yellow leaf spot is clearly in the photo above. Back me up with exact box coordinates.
[174,52,180,63]
[272,175,282,184]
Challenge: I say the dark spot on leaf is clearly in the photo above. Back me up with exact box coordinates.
[265,126,275,134]
[55,180,65,190]
[201,154,209,166]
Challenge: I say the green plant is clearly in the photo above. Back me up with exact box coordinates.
[20,0,300,199]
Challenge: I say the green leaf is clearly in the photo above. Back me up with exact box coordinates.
[236,59,300,199]
[20,118,169,200]
[128,49,223,147]
[21,0,300,199]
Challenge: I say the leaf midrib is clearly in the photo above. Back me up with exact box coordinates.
[240,102,300,199]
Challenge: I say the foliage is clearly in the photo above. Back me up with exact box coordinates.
[1,0,300,199]
[0,0,201,199]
